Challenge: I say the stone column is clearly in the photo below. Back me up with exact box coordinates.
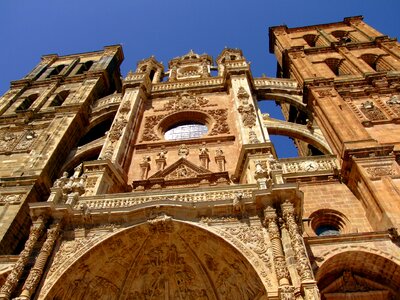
[263,207,295,299]
[0,217,45,300]
[281,201,320,300]
[19,222,61,299]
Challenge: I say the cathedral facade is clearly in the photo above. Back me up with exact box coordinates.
[0,16,399,299]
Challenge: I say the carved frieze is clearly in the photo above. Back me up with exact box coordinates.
[0,194,22,205]
[0,129,41,153]
[360,101,387,121]
[74,188,255,210]
[155,92,215,112]
[365,165,398,178]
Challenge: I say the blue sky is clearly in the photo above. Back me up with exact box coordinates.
[1,1,399,157]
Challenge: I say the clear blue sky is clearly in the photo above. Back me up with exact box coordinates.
[1,0,399,157]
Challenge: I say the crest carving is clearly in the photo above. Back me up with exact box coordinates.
[156,92,215,112]
[360,101,387,121]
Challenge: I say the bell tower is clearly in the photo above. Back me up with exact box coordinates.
[270,16,400,229]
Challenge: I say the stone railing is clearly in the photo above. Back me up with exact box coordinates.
[75,186,255,210]
[254,78,298,90]
[92,94,122,109]
[279,155,338,175]
[225,61,249,68]
[152,78,224,92]
[124,73,146,81]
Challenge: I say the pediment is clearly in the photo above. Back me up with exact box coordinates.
[149,158,212,181]
[132,158,229,191]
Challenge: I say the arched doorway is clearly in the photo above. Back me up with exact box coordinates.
[316,251,400,299]
[43,219,267,299]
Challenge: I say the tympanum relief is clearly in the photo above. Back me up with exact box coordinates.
[44,221,266,300]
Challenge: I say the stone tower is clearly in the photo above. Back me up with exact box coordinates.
[0,16,399,300]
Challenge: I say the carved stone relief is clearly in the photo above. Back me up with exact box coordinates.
[386,95,400,115]
[0,194,22,205]
[0,129,41,153]
[141,114,165,142]
[238,103,257,128]
[208,109,230,135]
[155,92,216,112]
[360,101,387,121]
[365,165,398,178]
[44,222,266,300]
[100,99,132,159]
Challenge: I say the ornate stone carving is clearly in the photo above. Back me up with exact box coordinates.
[178,144,189,158]
[141,114,164,141]
[76,188,255,210]
[365,165,397,178]
[215,148,226,172]
[139,156,151,179]
[238,103,257,128]
[156,92,214,112]
[281,156,338,174]
[249,130,260,143]
[108,116,128,142]
[20,222,61,298]
[0,217,45,299]
[386,95,400,115]
[208,109,230,135]
[50,165,87,204]
[0,129,41,153]
[263,207,290,285]
[315,89,334,98]
[279,285,296,300]
[199,143,209,169]
[222,225,271,268]
[237,86,250,100]
[147,214,174,234]
[281,201,314,282]
[165,165,197,180]
[360,101,387,121]
[0,194,22,205]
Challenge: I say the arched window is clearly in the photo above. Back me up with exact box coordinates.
[309,209,348,236]
[77,117,114,146]
[325,58,350,76]
[47,64,66,77]
[360,54,391,72]
[75,61,93,75]
[149,69,156,82]
[49,90,69,107]
[303,34,317,47]
[331,30,352,43]
[164,122,208,141]
[15,94,39,112]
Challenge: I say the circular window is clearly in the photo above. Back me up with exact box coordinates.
[315,224,340,236]
[309,209,349,237]
[164,122,208,141]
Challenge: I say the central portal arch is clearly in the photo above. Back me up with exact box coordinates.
[44,219,267,299]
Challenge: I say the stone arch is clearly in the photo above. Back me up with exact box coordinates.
[257,93,308,114]
[263,117,332,154]
[41,219,268,300]
[316,250,400,299]
[60,138,103,175]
